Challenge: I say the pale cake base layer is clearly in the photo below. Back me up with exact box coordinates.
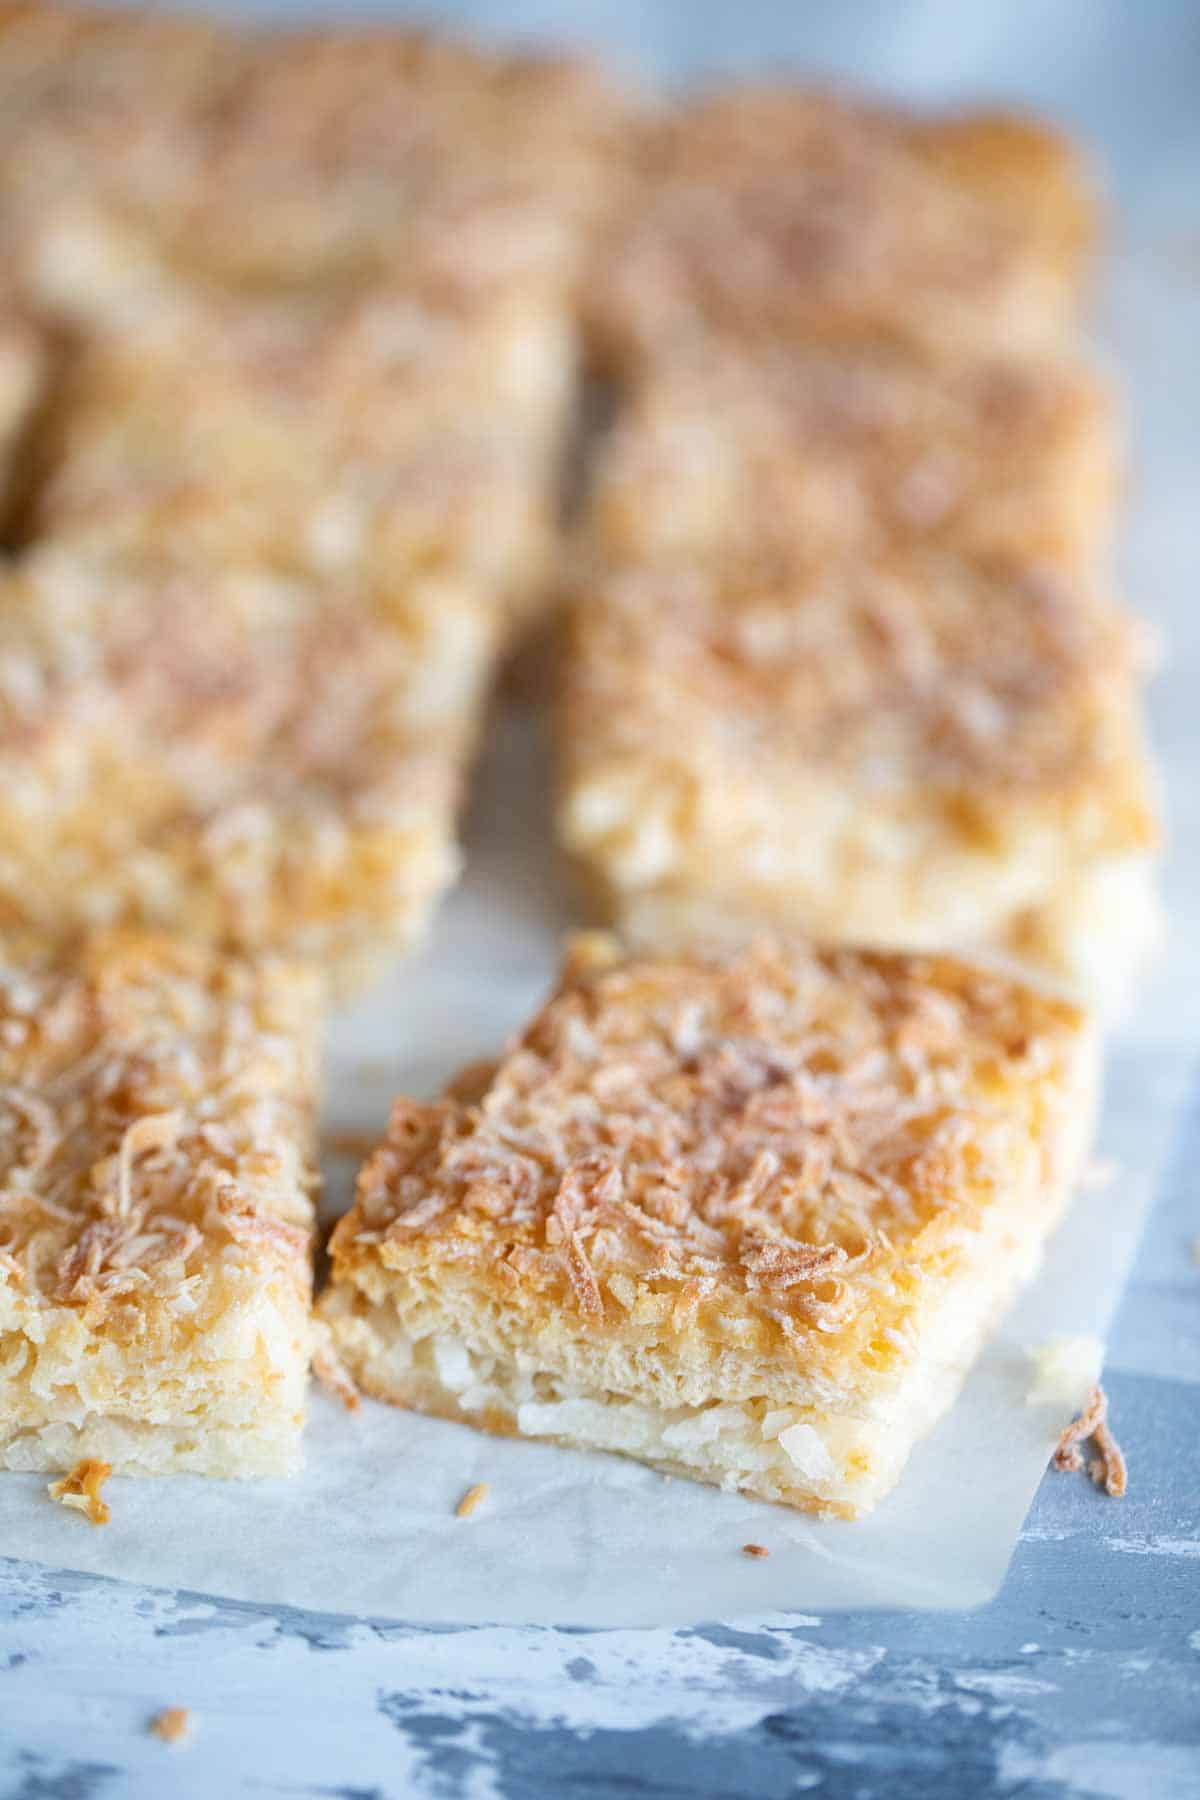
[3,1407,303,1482]
[323,1062,1094,1518]
[325,1223,1039,1516]
[598,852,1159,1014]
[0,1269,311,1479]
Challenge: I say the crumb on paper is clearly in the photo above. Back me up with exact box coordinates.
[742,1543,770,1559]
[149,1707,193,1745]
[312,1342,361,1413]
[455,1482,489,1519]
[47,1459,111,1526]
[1079,1157,1120,1192]
[1026,1333,1104,1406]
[1052,1383,1127,1498]
[324,1129,380,1159]
[1191,1238,1200,1267]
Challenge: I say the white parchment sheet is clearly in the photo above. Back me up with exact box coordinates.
[1,232,1197,1626]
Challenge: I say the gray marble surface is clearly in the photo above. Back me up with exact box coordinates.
[2,3,1199,1795]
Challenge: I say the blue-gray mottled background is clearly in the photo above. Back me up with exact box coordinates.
[2,4,1198,1796]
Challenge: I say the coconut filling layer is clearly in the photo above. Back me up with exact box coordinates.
[354,1320,884,1505]
[325,1161,1073,1515]
[328,1291,1021,1513]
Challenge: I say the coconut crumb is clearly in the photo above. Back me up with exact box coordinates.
[48,1459,112,1526]
[1052,1383,1126,1497]
[1191,1238,1200,1268]
[455,1482,489,1519]
[149,1706,193,1745]
[742,1542,770,1558]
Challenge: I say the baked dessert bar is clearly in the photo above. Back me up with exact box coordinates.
[177,21,626,290]
[32,274,575,631]
[0,544,498,986]
[321,935,1098,1517]
[588,342,1117,568]
[0,931,320,1478]
[0,7,625,331]
[559,551,1158,1006]
[0,2,223,319]
[588,87,1097,372]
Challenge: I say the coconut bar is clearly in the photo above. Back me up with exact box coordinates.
[0,544,498,987]
[32,273,574,633]
[0,931,319,1479]
[588,341,1117,570]
[320,935,1098,1518]
[559,550,1158,1007]
[587,86,1097,373]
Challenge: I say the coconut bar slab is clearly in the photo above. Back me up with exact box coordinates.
[0,6,624,323]
[560,550,1158,1007]
[588,341,1117,570]
[0,932,320,1478]
[587,86,1096,373]
[0,545,496,987]
[32,274,574,637]
[321,936,1098,1518]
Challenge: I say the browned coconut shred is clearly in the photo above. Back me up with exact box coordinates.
[1052,1383,1127,1497]
[455,1482,489,1519]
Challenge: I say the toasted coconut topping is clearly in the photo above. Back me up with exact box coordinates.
[333,938,1088,1349]
[0,547,481,960]
[1052,1382,1126,1497]
[590,86,1092,366]
[0,933,318,1324]
[590,342,1113,566]
[35,279,567,587]
[0,5,624,299]
[48,1458,111,1526]
[566,550,1153,817]
[148,1706,193,1745]
[455,1481,490,1519]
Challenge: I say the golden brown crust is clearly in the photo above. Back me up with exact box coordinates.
[331,936,1092,1356]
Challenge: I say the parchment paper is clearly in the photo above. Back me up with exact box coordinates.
[1,218,1195,1627]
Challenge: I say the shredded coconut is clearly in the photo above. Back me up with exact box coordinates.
[1052,1383,1126,1498]
[455,1481,489,1519]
